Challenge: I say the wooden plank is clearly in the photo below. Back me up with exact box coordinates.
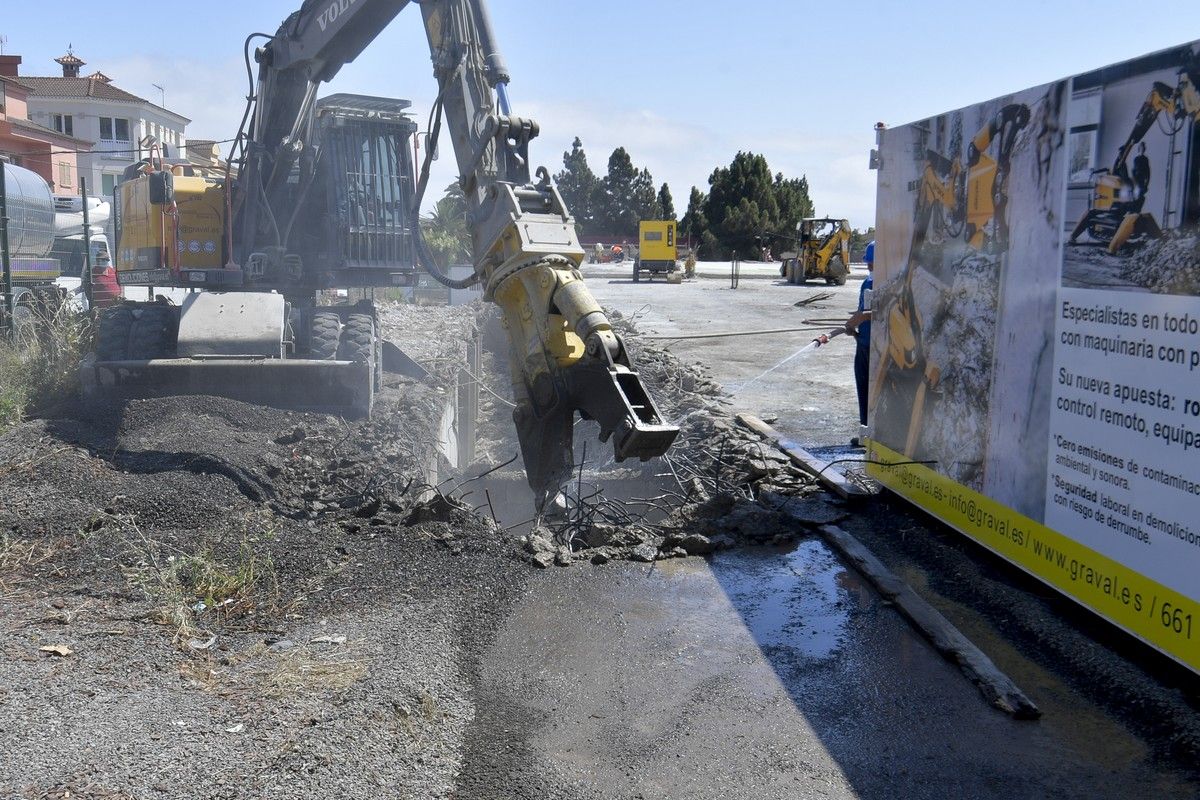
[778,510,1041,719]
[736,413,871,499]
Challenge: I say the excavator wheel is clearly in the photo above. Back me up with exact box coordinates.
[825,259,849,286]
[95,306,135,361]
[310,311,342,360]
[336,313,375,364]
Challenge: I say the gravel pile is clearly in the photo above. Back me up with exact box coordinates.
[0,316,526,800]
[0,298,849,797]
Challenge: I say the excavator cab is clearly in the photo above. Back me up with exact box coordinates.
[268,94,419,289]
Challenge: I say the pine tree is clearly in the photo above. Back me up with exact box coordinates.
[680,187,707,245]
[554,137,602,233]
[657,183,676,223]
[772,173,814,242]
[699,152,813,258]
[599,147,641,236]
[632,167,661,223]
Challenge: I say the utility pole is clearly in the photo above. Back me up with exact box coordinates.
[80,177,93,309]
[0,160,14,338]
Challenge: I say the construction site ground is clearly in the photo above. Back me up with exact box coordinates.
[1,267,1198,799]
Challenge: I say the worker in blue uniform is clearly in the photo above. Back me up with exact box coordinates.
[845,241,874,446]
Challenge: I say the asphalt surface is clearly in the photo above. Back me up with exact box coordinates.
[584,261,867,448]
[458,550,1197,799]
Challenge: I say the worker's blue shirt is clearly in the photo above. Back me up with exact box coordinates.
[856,273,872,346]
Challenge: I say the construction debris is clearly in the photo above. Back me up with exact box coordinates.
[1121,231,1200,294]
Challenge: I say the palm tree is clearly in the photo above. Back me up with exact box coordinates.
[420,183,471,267]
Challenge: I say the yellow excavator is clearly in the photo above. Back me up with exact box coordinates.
[873,102,1029,456]
[778,217,852,285]
[1069,50,1200,252]
[86,0,678,506]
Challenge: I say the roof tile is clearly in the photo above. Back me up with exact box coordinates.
[21,76,150,104]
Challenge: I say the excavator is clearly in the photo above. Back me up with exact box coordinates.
[778,218,852,285]
[1069,49,1200,252]
[84,0,679,506]
[907,103,1030,254]
[871,102,1029,457]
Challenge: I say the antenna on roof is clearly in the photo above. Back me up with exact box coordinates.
[0,36,8,55]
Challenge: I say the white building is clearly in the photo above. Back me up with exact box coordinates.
[20,50,189,200]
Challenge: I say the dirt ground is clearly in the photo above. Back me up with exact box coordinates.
[1,271,1198,798]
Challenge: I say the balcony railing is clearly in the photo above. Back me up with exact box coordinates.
[97,139,133,159]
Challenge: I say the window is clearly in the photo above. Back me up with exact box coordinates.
[101,173,117,196]
[0,82,6,114]
[1068,127,1098,184]
[52,114,74,137]
[100,117,130,141]
[58,161,72,188]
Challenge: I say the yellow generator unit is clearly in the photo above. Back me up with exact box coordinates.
[633,220,679,283]
[114,169,227,285]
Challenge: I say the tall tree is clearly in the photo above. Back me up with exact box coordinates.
[657,183,676,223]
[699,152,814,258]
[554,137,602,233]
[702,152,779,258]
[680,186,707,246]
[772,173,814,240]
[599,147,641,236]
[632,167,661,223]
[420,183,470,267]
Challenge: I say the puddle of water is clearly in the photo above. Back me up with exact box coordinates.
[712,540,860,661]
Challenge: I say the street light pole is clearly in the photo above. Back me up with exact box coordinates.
[152,83,165,108]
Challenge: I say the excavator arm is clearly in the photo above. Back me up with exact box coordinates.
[239,0,677,504]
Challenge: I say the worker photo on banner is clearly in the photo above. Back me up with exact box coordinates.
[1061,43,1200,296]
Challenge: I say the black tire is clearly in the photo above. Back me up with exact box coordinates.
[127,305,174,360]
[826,259,848,286]
[310,311,341,360]
[95,306,134,361]
[336,313,375,363]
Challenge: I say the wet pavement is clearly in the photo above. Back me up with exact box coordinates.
[462,545,1196,798]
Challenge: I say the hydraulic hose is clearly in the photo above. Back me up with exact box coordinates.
[412,213,481,290]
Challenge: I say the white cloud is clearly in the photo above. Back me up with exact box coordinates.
[101,53,249,145]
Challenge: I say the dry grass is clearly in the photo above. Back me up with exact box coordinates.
[103,512,283,646]
[0,531,69,595]
[0,300,93,432]
[268,643,367,695]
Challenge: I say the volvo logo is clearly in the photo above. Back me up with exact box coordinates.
[316,0,358,32]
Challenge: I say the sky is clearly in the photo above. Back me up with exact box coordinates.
[3,1,1200,230]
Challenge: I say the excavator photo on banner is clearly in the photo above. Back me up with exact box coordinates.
[1068,49,1200,253]
[870,102,1030,460]
[85,0,679,508]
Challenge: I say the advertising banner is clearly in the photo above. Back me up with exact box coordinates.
[869,41,1200,672]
